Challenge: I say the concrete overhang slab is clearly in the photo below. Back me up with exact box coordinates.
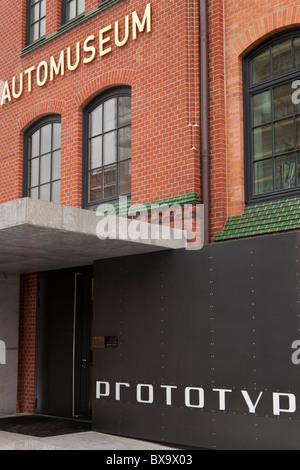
[0,198,187,274]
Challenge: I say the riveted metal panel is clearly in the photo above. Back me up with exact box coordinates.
[92,232,300,449]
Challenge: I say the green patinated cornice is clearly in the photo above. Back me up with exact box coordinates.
[215,196,300,242]
[92,192,201,215]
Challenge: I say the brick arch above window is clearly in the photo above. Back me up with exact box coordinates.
[17,100,66,134]
[233,9,300,58]
[73,69,135,110]
[224,8,300,218]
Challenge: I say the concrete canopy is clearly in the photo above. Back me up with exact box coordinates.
[0,198,187,274]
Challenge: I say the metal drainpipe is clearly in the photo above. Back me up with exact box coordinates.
[200,0,210,244]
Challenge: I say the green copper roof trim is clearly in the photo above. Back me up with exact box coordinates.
[92,192,201,216]
[21,0,124,57]
[214,196,300,242]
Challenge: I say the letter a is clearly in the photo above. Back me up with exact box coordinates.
[1,81,11,105]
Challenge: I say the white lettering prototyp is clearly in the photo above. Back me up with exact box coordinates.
[95,381,298,417]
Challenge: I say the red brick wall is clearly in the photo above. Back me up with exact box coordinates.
[3,1,300,241]
[208,0,227,238]
[5,0,300,412]
[17,274,37,414]
[0,0,201,209]
[0,0,201,414]
[213,0,300,230]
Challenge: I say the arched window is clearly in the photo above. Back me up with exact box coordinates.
[244,30,300,203]
[23,115,61,204]
[83,87,131,208]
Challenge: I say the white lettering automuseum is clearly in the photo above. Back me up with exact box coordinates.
[96,381,297,417]
[1,4,152,105]
[0,340,6,365]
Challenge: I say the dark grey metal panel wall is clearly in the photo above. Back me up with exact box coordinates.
[92,232,300,449]
[92,250,212,447]
[211,233,300,449]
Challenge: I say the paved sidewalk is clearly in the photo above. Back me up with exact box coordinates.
[0,430,177,450]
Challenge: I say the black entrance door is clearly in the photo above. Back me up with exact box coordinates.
[35,266,93,420]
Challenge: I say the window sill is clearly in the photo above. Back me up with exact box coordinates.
[246,188,300,206]
[84,195,132,213]
[22,36,46,55]
[58,13,85,31]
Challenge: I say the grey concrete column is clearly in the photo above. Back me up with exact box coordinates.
[0,273,20,415]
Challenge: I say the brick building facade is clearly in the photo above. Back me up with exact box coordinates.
[0,0,202,417]
[1,0,300,449]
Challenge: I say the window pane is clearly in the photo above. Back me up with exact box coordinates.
[52,150,61,181]
[90,105,102,137]
[67,0,76,21]
[118,97,131,127]
[30,130,40,158]
[52,123,61,150]
[104,98,117,132]
[31,3,40,23]
[40,0,46,18]
[30,157,39,187]
[252,91,271,126]
[274,118,294,155]
[30,187,39,199]
[90,136,102,169]
[118,126,131,160]
[253,125,272,160]
[104,165,117,199]
[40,153,51,184]
[30,22,39,43]
[89,169,102,202]
[40,183,51,202]
[272,40,292,76]
[78,0,85,15]
[119,160,131,195]
[51,181,60,204]
[253,159,273,195]
[275,154,296,190]
[41,124,51,154]
[294,38,300,69]
[273,82,294,120]
[103,131,117,165]
[252,49,271,84]
[40,17,45,37]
